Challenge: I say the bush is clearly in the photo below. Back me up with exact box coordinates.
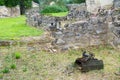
[14,52,21,59]
[41,5,68,13]
[4,0,19,7]
[2,67,10,73]
[73,0,85,3]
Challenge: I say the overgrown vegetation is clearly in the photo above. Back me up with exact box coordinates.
[0,16,43,40]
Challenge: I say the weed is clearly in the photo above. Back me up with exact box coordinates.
[22,66,27,72]
[0,73,3,79]
[5,55,12,62]
[14,52,21,59]
[2,67,10,73]
[10,64,16,69]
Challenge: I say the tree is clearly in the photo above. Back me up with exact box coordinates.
[4,0,19,7]
[0,0,4,6]
[19,0,32,14]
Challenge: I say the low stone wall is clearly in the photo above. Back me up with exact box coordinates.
[26,9,66,28]
[26,4,91,28]
[0,6,20,18]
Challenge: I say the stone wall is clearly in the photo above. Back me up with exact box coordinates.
[0,6,20,18]
[114,0,120,9]
[26,3,120,50]
[66,3,91,21]
[26,8,66,28]
[26,4,90,28]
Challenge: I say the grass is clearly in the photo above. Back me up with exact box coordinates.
[42,12,68,17]
[0,16,44,40]
[0,45,120,80]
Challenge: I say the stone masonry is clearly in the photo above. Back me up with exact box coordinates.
[26,1,120,50]
[0,5,20,18]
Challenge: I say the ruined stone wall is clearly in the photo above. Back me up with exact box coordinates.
[0,6,20,18]
[26,3,120,50]
[26,4,89,28]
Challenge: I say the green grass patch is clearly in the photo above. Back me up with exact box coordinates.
[42,12,68,17]
[0,16,44,40]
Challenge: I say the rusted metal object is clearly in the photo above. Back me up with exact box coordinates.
[75,51,104,72]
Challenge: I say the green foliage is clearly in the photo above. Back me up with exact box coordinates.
[72,0,85,3]
[63,0,73,4]
[14,52,21,59]
[41,5,68,13]
[0,0,4,6]
[2,67,10,73]
[10,64,16,69]
[24,0,32,9]
[4,0,19,7]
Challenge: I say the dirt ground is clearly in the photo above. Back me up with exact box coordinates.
[0,44,120,80]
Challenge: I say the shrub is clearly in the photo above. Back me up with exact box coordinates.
[10,64,16,69]
[41,5,68,13]
[2,67,10,73]
[73,0,85,3]
[14,52,21,59]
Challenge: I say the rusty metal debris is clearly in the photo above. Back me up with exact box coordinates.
[75,51,104,72]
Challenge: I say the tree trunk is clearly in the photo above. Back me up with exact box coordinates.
[19,0,25,15]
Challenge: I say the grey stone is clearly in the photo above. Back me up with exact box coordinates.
[0,6,20,18]
[114,0,120,9]
[56,39,65,45]
[54,31,64,38]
